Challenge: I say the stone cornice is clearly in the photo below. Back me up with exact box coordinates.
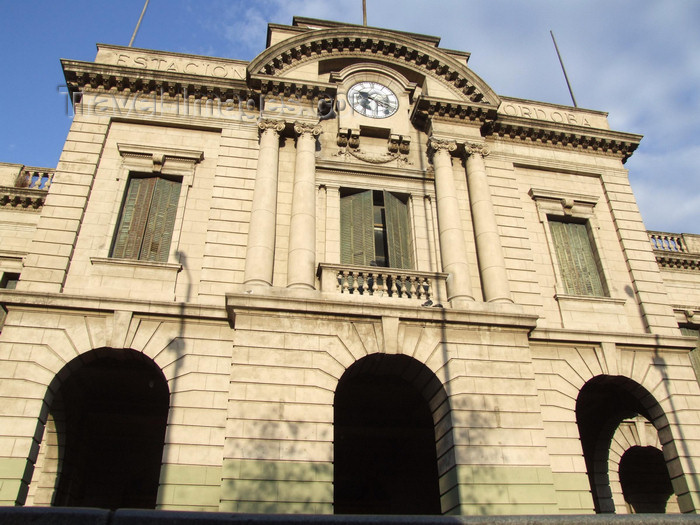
[0,289,227,321]
[248,28,500,105]
[62,59,251,100]
[483,115,642,163]
[529,327,696,351]
[0,186,46,210]
[655,252,700,272]
[411,95,498,128]
[248,73,336,101]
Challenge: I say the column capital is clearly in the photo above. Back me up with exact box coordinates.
[428,138,458,156]
[293,122,323,137]
[464,142,490,158]
[258,119,286,134]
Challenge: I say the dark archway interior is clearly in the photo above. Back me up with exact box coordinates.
[619,446,674,513]
[576,376,665,513]
[334,355,441,515]
[51,351,169,509]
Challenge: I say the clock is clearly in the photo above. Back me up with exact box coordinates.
[347,81,399,119]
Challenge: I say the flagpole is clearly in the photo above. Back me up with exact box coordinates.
[129,0,151,47]
[362,0,367,26]
[550,30,577,108]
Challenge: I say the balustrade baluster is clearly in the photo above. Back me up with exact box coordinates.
[389,275,398,297]
[352,271,359,294]
[341,271,349,294]
[371,273,379,296]
[408,276,416,298]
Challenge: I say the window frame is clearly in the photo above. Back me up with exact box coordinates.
[530,188,611,299]
[339,187,415,270]
[105,143,202,265]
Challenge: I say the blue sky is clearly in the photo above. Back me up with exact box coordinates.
[1,0,699,233]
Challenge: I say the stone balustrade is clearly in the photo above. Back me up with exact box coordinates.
[649,231,686,252]
[650,231,700,271]
[21,168,54,190]
[318,263,448,304]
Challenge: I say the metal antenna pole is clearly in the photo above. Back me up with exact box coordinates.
[550,30,578,108]
[129,0,151,47]
[362,0,367,26]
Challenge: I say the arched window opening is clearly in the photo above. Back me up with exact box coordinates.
[619,446,674,513]
[49,349,169,509]
[334,354,442,515]
[576,375,675,514]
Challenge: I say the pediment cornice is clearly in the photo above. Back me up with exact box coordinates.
[484,115,642,162]
[247,28,500,105]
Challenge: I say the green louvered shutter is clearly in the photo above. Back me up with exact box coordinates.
[340,190,374,265]
[549,219,605,296]
[384,191,414,269]
[141,177,181,262]
[111,176,156,260]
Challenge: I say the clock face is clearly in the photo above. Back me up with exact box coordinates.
[347,82,399,119]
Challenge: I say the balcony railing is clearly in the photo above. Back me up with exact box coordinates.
[649,232,685,252]
[649,231,700,271]
[17,168,54,190]
[318,263,448,304]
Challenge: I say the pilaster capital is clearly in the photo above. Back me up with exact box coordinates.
[294,122,323,138]
[427,138,458,156]
[464,142,490,158]
[258,119,286,134]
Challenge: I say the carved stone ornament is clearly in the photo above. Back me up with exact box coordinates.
[258,119,286,134]
[428,139,458,156]
[464,142,490,158]
[293,122,322,137]
[333,148,411,167]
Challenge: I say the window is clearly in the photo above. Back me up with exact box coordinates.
[0,272,19,332]
[340,189,413,269]
[110,174,181,263]
[0,272,19,289]
[549,217,606,296]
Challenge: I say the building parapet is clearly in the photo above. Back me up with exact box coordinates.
[650,231,700,272]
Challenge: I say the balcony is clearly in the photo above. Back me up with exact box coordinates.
[317,263,448,305]
[0,164,54,209]
[649,231,700,271]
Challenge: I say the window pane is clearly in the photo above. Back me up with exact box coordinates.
[550,219,605,296]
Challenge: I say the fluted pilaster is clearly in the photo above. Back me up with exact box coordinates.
[465,142,512,303]
[429,138,474,305]
[243,119,285,286]
[287,122,322,289]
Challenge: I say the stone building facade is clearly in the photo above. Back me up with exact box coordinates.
[0,16,699,515]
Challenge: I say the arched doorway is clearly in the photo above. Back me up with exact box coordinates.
[334,354,443,515]
[576,375,678,513]
[48,349,169,509]
[619,446,675,513]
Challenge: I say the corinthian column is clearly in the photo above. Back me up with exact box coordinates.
[429,138,474,305]
[465,143,512,303]
[287,122,322,289]
[244,119,285,286]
